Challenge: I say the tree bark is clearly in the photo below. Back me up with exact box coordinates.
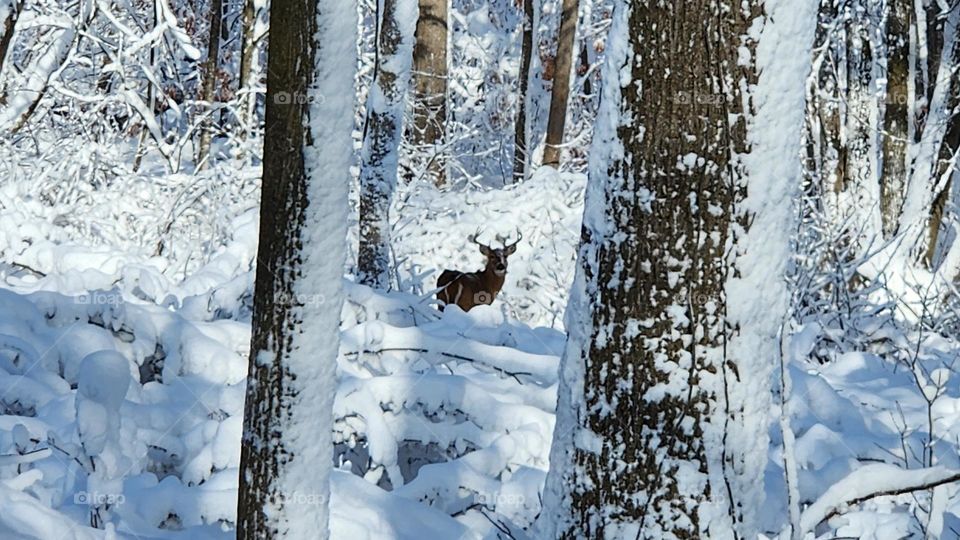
[881,0,911,238]
[237,0,261,141]
[412,0,448,185]
[843,9,882,246]
[197,0,224,169]
[541,0,578,167]
[541,0,816,537]
[358,0,416,289]
[236,0,356,535]
[512,0,534,181]
[0,0,21,77]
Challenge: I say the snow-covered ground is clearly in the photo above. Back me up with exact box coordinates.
[2,167,960,538]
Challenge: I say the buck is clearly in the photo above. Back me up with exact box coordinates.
[437,231,522,312]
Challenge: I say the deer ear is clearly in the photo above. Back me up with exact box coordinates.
[504,244,517,256]
[479,245,492,256]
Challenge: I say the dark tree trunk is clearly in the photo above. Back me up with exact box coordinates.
[412,0,448,185]
[512,0,534,181]
[541,0,578,166]
[880,0,911,238]
[358,0,415,289]
[197,0,224,169]
[0,0,21,76]
[542,0,756,537]
[236,0,356,535]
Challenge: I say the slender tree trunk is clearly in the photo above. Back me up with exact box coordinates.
[412,0,447,185]
[0,0,21,76]
[881,0,911,238]
[541,0,578,167]
[237,0,260,141]
[843,8,882,246]
[197,0,224,169]
[512,0,534,181]
[357,0,416,289]
[236,0,356,535]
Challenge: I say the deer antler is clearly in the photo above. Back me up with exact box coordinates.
[470,228,491,249]
[504,229,523,249]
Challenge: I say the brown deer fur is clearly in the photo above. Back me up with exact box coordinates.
[437,232,521,312]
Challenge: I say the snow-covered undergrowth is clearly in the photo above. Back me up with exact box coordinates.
[3,166,960,538]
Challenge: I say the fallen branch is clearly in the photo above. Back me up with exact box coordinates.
[343,346,533,384]
[800,463,960,534]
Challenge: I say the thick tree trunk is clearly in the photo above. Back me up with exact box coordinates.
[197,0,223,169]
[357,0,416,289]
[512,0,534,181]
[541,0,816,538]
[236,0,356,536]
[541,0,578,167]
[412,0,447,185]
[881,0,911,238]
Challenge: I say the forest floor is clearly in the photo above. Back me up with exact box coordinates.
[0,167,958,539]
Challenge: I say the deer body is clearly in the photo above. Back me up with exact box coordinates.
[437,231,520,312]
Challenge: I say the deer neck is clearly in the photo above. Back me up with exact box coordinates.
[480,264,506,294]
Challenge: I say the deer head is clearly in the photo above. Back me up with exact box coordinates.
[472,230,521,277]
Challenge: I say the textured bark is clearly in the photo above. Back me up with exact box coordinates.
[197,0,223,168]
[512,0,534,181]
[545,0,755,537]
[358,0,415,289]
[842,10,881,244]
[412,0,447,185]
[541,0,578,166]
[236,0,355,535]
[880,0,911,238]
[238,0,261,140]
[0,0,21,77]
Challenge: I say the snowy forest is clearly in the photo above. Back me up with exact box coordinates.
[0,0,959,537]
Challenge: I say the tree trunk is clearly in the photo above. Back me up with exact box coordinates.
[412,0,447,185]
[843,9,882,246]
[512,0,534,181]
[357,0,416,289]
[880,0,911,238]
[236,0,356,535]
[237,0,261,142]
[0,0,21,76]
[197,0,224,169]
[540,0,816,537]
[541,0,578,167]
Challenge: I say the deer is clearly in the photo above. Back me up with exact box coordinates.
[436,230,522,312]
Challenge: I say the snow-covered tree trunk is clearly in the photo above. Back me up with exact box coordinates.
[411,0,448,185]
[540,0,816,538]
[512,0,534,181]
[357,0,416,289]
[880,0,911,238]
[842,5,882,247]
[541,0,578,167]
[197,0,224,169]
[236,0,356,536]
[0,0,21,75]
